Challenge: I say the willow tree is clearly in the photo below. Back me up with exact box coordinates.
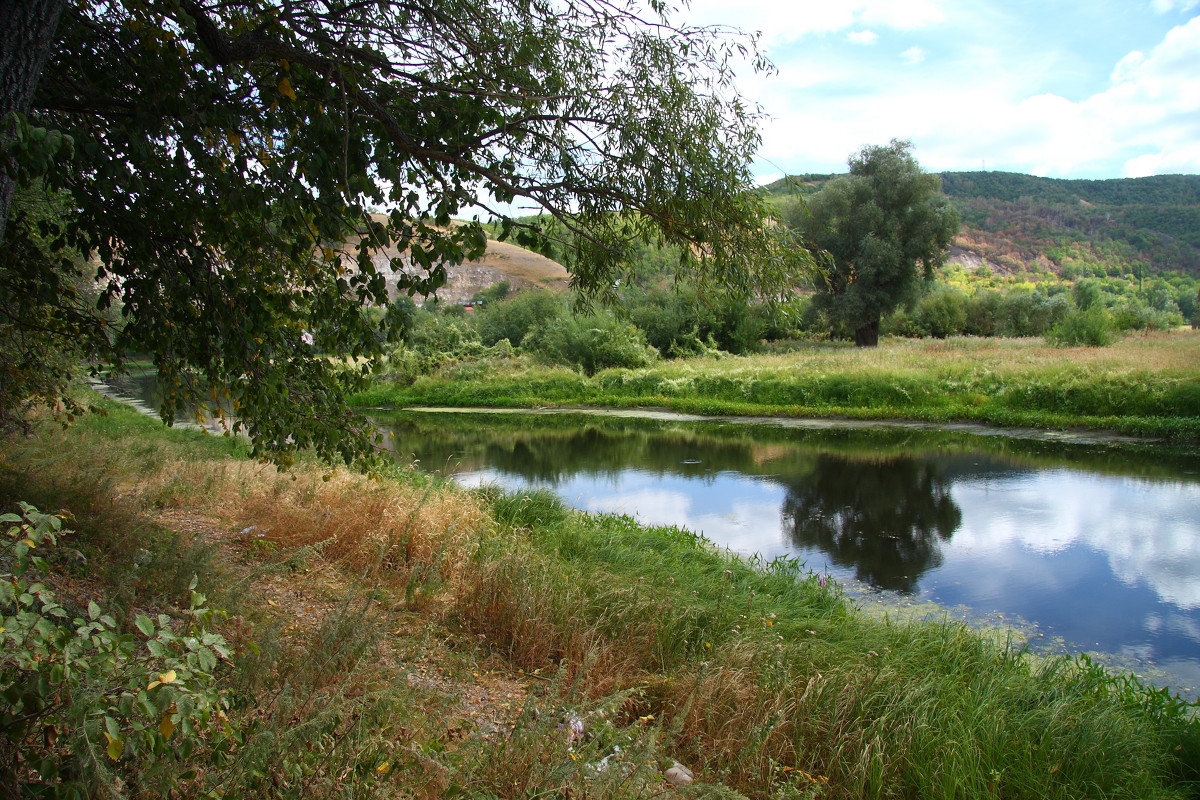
[784,140,959,347]
[0,0,805,465]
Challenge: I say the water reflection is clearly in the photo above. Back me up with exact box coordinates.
[781,456,962,592]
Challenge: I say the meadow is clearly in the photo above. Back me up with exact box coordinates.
[354,331,1200,442]
[3,398,1198,799]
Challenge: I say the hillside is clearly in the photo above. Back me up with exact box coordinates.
[344,216,572,306]
[768,172,1200,279]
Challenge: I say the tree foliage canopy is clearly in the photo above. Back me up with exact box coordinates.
[782,141,959,346]
[0,0,805,465]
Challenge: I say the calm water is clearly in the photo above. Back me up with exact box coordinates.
[100,372,1200,696]
[373,409,1200,697]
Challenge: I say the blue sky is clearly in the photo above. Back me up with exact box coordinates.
[681,0,1200,181]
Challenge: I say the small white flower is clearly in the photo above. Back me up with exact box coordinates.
[301,331,314,345]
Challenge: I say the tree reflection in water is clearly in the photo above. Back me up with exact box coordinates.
[782,455,962,593]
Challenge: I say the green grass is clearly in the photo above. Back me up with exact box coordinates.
[459,493,1200,799]
[354,332,1200,442]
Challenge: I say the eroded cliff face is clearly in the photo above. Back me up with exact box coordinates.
[423,261,544,305]
[944,246,1007,275]
[362,238,571,305]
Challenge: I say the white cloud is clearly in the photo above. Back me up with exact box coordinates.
[953,475,1200,610]
[1124,144,1200,176]
[1151,0,1199,11]
[744,10,1200,178]
[683,0,949,46]
[847,29,880,45]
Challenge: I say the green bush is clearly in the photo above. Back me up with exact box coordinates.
[913,288,968,338]
[997,291,1070,337]
[1072,278,1106,311]
[1,503,232,795]
[622,282,791,356]
[1047,307,1116,347]
[476,289,564,347]
[524,311,659,375]
[627,288,713,356]
[1111,299,1184,332]
[384,310,493,384]
[963,290,1002,336]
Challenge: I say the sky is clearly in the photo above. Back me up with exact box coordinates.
[678,0,1200,182]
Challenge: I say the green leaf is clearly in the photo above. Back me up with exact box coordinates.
[134,615,155,636]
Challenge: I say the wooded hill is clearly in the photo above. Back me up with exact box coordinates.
[768,172,1200,279]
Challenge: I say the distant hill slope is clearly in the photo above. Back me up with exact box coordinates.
[767,172,1200,278]
[347,217,572,305]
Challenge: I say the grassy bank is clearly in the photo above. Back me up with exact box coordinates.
[3,399,1198,799]
[353,332,1200,442]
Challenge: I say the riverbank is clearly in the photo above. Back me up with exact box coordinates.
[351,332,1200,443]
[3,399,1198,799]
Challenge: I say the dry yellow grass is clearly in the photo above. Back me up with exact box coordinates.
[238,468,487,582]
[121,451,489,593]
[720,330,1200,377]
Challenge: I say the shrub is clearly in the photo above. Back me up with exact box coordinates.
[476,289,565,347]
[1072,278,1106,311]
[1047,307,1116,347]
[913,288,967,338]
[1110,299,1184,332]
[963,289,1001,336]
[524,312,659,375]
[996,290,1070,337]
[384,311,492,383]
[1,503,231,795]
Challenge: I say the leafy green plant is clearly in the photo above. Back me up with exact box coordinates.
[1047,307,1116,347]
[476,289,565,347]
[524,312,659,375]
[1,502,233,796]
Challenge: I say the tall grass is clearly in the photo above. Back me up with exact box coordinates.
[456,492,1200,800]
[355,332,1200,441]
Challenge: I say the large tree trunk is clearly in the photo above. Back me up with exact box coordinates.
[0,0,66,244]
[854,318,880,347]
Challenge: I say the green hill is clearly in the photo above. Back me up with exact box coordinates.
[768,171,1200,278]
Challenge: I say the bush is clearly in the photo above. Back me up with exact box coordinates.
[996,290,1070,337]
[1047,307,1116,347]
[881,305,919,338]
[626,288,711,357]
[1,503,231,795]
[524,311,659,375]
[963,290,1001,336]
[1072,278,1106,311]
[476,290,564,347]
[1110,299,1184,332]
[913,288,967,338]
[384,311,491,383]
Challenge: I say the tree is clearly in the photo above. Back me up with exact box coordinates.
[0,0,807,465]
[783,140,959,346]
